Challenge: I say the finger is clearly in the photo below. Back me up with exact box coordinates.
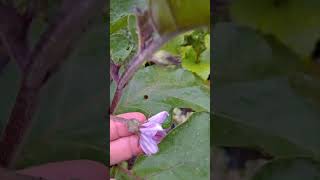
[17,160,108,180]
[110,135,143,166]
[110,112,146,141]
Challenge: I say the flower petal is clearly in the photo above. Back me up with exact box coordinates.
[152,130,166,144]
[148,111,169,124]
[140,123,163,136]
[139,133,158,155]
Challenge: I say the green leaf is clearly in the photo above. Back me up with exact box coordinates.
[131,112,210,180]
[159,31,210,80]
[115,66,210,116]
[213,22,300,85]
[181,30,207,56]
[110,0,143,65]
[128,14,138,44]
[212,113,313,158]
[110,16,128,34]
[230,0,320,57]
[214,77,320,159]
[161,34,185,55]
[149,0,210,35]
[252,158,320,180]
[110,32,134,64]
[181,45,210,80]
[213,22,320,159]
[181,31,210,80]
[110,0,146,23]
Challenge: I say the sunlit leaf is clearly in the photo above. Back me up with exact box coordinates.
[117,112,210,180]
[116,66,210,116]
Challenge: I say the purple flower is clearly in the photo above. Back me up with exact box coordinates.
[139,111,169,156]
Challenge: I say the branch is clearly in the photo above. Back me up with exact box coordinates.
[110,33,178,114]
[0,4,31,71]
[0,0,106,167]
[110,40,161,114]
[109,8,197,114]
[110,59,120,85]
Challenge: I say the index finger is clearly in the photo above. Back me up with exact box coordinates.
[110,112,146,141]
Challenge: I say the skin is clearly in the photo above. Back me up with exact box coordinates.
[16,112,146,180]
[110,112,146,165]
[17,160,108,180]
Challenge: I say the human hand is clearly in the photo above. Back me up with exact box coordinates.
[17,160,108,180]
[110,112,146,165]
[15,112,146,180]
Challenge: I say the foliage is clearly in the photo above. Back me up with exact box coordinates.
[110,0,210,179]
[161,30,210,80]
[212,0,320,179]
[231,0,320,57]
[116,112,210,179]
[114,66,209,116]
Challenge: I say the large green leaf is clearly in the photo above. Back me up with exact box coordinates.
[117,112,209,180]
[149,0,210,35]
[110,32,135,64]
[212,113,313,158]
[115,66,210,116]
[213,22,320,159]
[214,77,320,159]
[213,22,300,85]
[110,0,145,23]
[110,0,143,65]
[230,0,320,57]
[252,158,320,180]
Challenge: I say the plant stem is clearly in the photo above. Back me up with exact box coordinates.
[110,60,120,85]
[0,0,106,167]
[109,28,195,115]
[109,34,173,114]
[117,165,143,180]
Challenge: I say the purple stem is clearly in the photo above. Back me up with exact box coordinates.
[0,0,106,167]
[110,60,120,85]
[110,32,181,114]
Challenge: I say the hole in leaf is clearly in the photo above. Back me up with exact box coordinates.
[144,61,155,67]
[143,95,148,99]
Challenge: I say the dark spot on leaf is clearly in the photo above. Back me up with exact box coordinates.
[143,95,148,99]
[312,39,320,63]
